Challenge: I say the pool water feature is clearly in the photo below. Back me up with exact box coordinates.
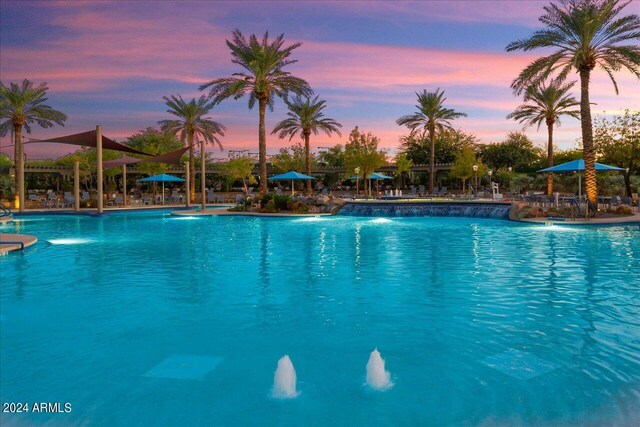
[272,355,298,399]
[366,349,393,391]
[338,201,511,218]
[1,211,639,425]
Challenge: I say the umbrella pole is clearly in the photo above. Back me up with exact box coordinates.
[579,174,582,200]
[292,179,294,196]
[162,181,165,206]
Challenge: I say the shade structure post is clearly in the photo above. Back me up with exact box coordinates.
[16,131,24,212]
[201,140,206,211]
[185,161,190,208]
[122,164,127,206]
[96,125,103,214]
[74,160,80,212]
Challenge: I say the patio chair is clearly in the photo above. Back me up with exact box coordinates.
[438,186,448,196]
[63,192,75,208]
[45,192,59,208]
[114,194,124,206]
[28,193,44,208]
[207,189,216,203]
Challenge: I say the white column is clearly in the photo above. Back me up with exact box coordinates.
[122,164,127,207]
[96,125,103,214]
[185,161,191,208]
[201,140,206,211]
[74,160,80,212]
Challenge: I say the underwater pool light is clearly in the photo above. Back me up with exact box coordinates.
[48,238,95,245]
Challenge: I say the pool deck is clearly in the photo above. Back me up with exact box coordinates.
[518,212,640,225]
[0,233,37,254]
[172,209,332,217]
[4,200,638,224]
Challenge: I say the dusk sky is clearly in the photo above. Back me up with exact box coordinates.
[1,0,638,160]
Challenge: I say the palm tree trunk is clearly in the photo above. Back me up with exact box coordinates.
[14,125,24,212]
[547,120,554,196]
[429,126,435,193]
[579,68,597,204]
[304,131,311,195]
[188,133,195,203]
[258,98,268,196]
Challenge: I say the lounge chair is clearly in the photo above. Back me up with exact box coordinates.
[207,189,216,203]
[45,192,59,208]
[28,193,44,207]
[438,187,448,196]
[114,194,124,206]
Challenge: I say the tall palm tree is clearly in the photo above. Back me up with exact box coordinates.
[272,95,342,194]
[506,0,640,204]
[159,95,225,203]
[396,88,467,192]
[0,79,67,212]
[200,29,312,196]
[507,80,580,195]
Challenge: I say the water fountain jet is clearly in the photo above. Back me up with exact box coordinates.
[366,349,393,390]
[272,355,299,398]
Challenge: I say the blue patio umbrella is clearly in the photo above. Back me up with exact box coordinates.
[268,171,317,195]
[138,174,185,205]
[538,159,624,198]
[349,172,393,196]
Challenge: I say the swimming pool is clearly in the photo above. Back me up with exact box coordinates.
[1,212,639,425]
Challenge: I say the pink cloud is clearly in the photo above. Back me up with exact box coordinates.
[298,41,538,91]
[2,0,637,160]
[331,1,548,27]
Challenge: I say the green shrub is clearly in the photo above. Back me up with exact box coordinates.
[295,204,310,214]
[260,193,291,211]
[260,199,277,213]
[615,205,633,215]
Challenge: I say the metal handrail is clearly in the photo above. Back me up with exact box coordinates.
[0,202,12,217]
[0,241,24,252]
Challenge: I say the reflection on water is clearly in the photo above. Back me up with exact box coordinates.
[1,215,638,425]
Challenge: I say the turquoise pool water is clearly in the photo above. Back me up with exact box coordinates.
[1,212,639,426]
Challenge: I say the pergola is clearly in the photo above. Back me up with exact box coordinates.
[26,125,189,213]
[103,146,190,208]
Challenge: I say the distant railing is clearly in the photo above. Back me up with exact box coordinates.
[24,162,455,176]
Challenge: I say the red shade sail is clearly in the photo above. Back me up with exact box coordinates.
[102,146,190,169]
[103,156,142,169]
[27,130,150,156]
[143,146,190,165]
